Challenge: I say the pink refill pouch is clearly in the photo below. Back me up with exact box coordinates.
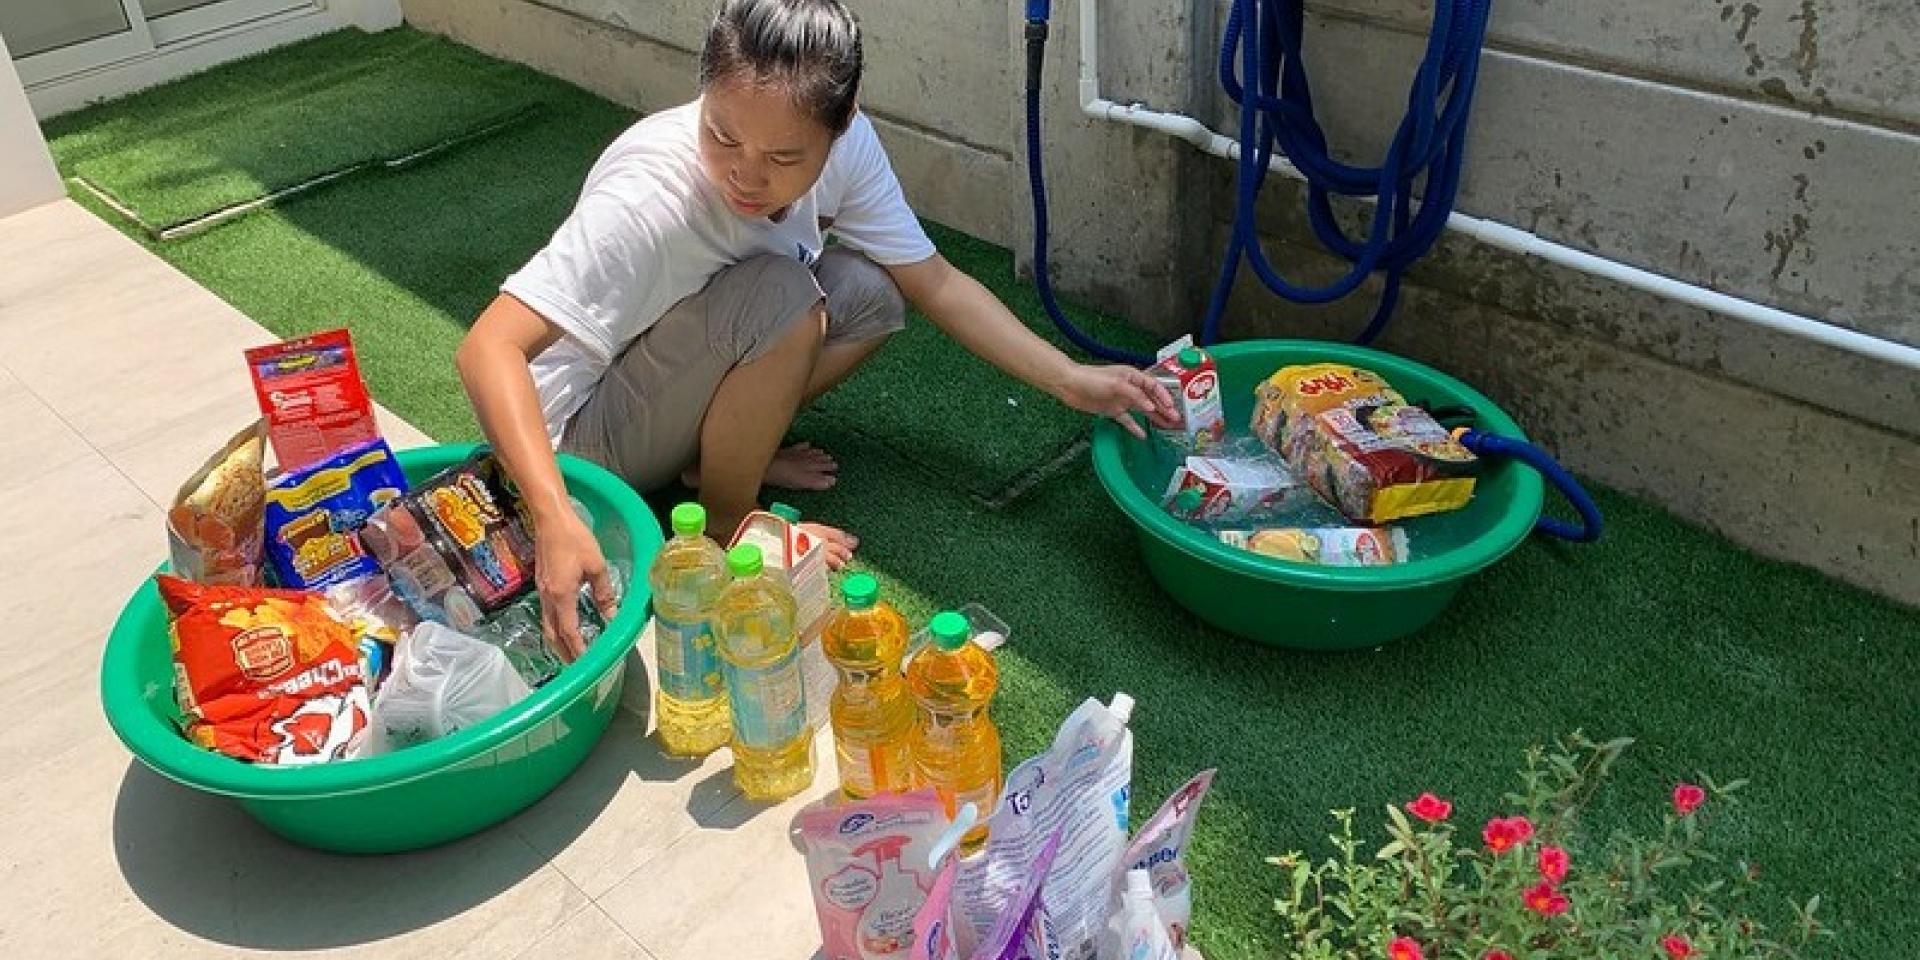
[799,790,951,960]
[910,858,961,960]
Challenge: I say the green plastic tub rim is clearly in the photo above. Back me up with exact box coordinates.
[99,443,658,802]
[1091,340,1545,593]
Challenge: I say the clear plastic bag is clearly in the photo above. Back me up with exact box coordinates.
[357,622,532,756]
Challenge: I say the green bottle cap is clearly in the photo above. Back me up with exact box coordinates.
[929,611,970,651]
[1174,488,1203,513]
[670,502,706,537]
[770,503,801,523]
[841,573,880,610]
[727,544,764,578]
[1177,347,1205,367]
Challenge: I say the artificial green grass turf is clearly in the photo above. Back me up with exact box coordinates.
[53,29,547,232]
[800,224,1158,502]
[43,29,1920,957]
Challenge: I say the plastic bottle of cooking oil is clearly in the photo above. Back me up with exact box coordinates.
[712,544,815,800]
[906,610,1001,850]
[647,503,732,757]
[821,573,914,799]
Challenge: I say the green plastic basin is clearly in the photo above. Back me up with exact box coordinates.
[99,444,663,854]
[1091,340,1543,651]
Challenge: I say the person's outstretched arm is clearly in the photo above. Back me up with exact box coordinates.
[456,293,616,660]
[887,254,1177,438]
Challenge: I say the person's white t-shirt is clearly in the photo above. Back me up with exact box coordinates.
[501,102,937,445]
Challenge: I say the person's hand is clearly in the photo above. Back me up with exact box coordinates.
[1055,363,1179,439]
[534,507,617,662]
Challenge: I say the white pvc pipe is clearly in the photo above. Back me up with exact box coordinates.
[1073,0,1920,373]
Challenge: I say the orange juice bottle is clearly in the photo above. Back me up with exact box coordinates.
[905,610,1001,850]
[821,573,914,799]
[712,544,815,801]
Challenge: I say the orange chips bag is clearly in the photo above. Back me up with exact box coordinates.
[158,575,370,764]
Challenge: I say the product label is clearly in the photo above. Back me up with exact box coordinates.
[723,651,808,750]
[656,614,723,702]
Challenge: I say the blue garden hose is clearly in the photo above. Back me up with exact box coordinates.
[1022,0,1490,356]
[1024,4,1154,366]
[1455,429,1604,542]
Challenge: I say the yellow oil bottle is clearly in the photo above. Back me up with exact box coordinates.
[905,610,1001,850]
[712,544,815,800]
[648,503,732,757]
[821,573,914,799]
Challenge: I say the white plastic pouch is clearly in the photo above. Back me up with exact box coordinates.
[357,622,531,756]
[1118,770,1216,950]
[954,693,1135,960]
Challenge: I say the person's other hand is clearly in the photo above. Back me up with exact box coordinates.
[1056,363,1179,439]
[535,507,617,661]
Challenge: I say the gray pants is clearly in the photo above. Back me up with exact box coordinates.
[560,247,906,491]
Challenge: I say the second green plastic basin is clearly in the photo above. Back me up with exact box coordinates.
[1091,340,1543,651]
[99,444,663,854]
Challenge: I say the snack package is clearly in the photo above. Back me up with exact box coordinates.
[324,574,419,646]
[955,695,1135,960]
[167,420,268,585]
[358,622,532,756]
[1293,404,1479,523]
[263,439,408,591]
[1249,364,1402,454]
[358,453,537,630]
[1119,770,1216,950]
[967,830,1065,960]
[1217,526,1410,566]
[246,328,381,473]
[1162,455,1303,526]
[799,790,953,960]
[1149,337,1226,452]
[159,575,370,764]
[731,504,833,726]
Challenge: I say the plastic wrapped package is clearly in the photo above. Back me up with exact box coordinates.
[357,622,532,756]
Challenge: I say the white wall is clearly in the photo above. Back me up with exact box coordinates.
[0,32,63,217]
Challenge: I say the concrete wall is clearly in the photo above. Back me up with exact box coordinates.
[400,0,1919,605]
[0,33,62,217]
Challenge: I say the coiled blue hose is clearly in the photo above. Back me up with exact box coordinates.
[1202,0,1493,347]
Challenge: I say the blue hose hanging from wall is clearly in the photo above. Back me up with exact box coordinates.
[1022,0,1493,356]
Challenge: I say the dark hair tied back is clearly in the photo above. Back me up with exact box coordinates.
[700,0,864,135]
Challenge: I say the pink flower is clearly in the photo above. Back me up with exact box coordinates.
[1537,844,1570,883]
[1482,816,1535,854]
[1406,793,1453,824]
[1662,934,1697,959]
[1482,952,1514,960]
[1673,783,1707,816]
[1522,880,1570,916]
[1388,937,1424,960]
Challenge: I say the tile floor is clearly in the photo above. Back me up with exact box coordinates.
[0,200,829,959]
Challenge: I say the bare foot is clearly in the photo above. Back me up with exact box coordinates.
[682,442,839,492]
[797,521,859,570]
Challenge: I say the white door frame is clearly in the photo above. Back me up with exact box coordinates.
[11,0,158,88]
[145,0,314,47]
[14,0,401,119]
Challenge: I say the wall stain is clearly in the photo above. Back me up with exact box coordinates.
[1792,172,1810,202]
[1743,41,1764,77]
[1764,213,1812,283]
[1789,0,1820,87]
[1734,2,1762,43]
[1759,77,1795,101]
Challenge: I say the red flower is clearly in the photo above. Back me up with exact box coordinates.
[1537,844,1570,883]
[1673,783,1707,816]
[1482,952,1514,960]
[1662,934,1696,959]
[1406,792,1453,824]
[1482,816,1536,854]
[1522,880,1570,916]
[1388,937,1424,960]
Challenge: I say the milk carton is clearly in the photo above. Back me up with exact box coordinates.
[1150,337,1226,452]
